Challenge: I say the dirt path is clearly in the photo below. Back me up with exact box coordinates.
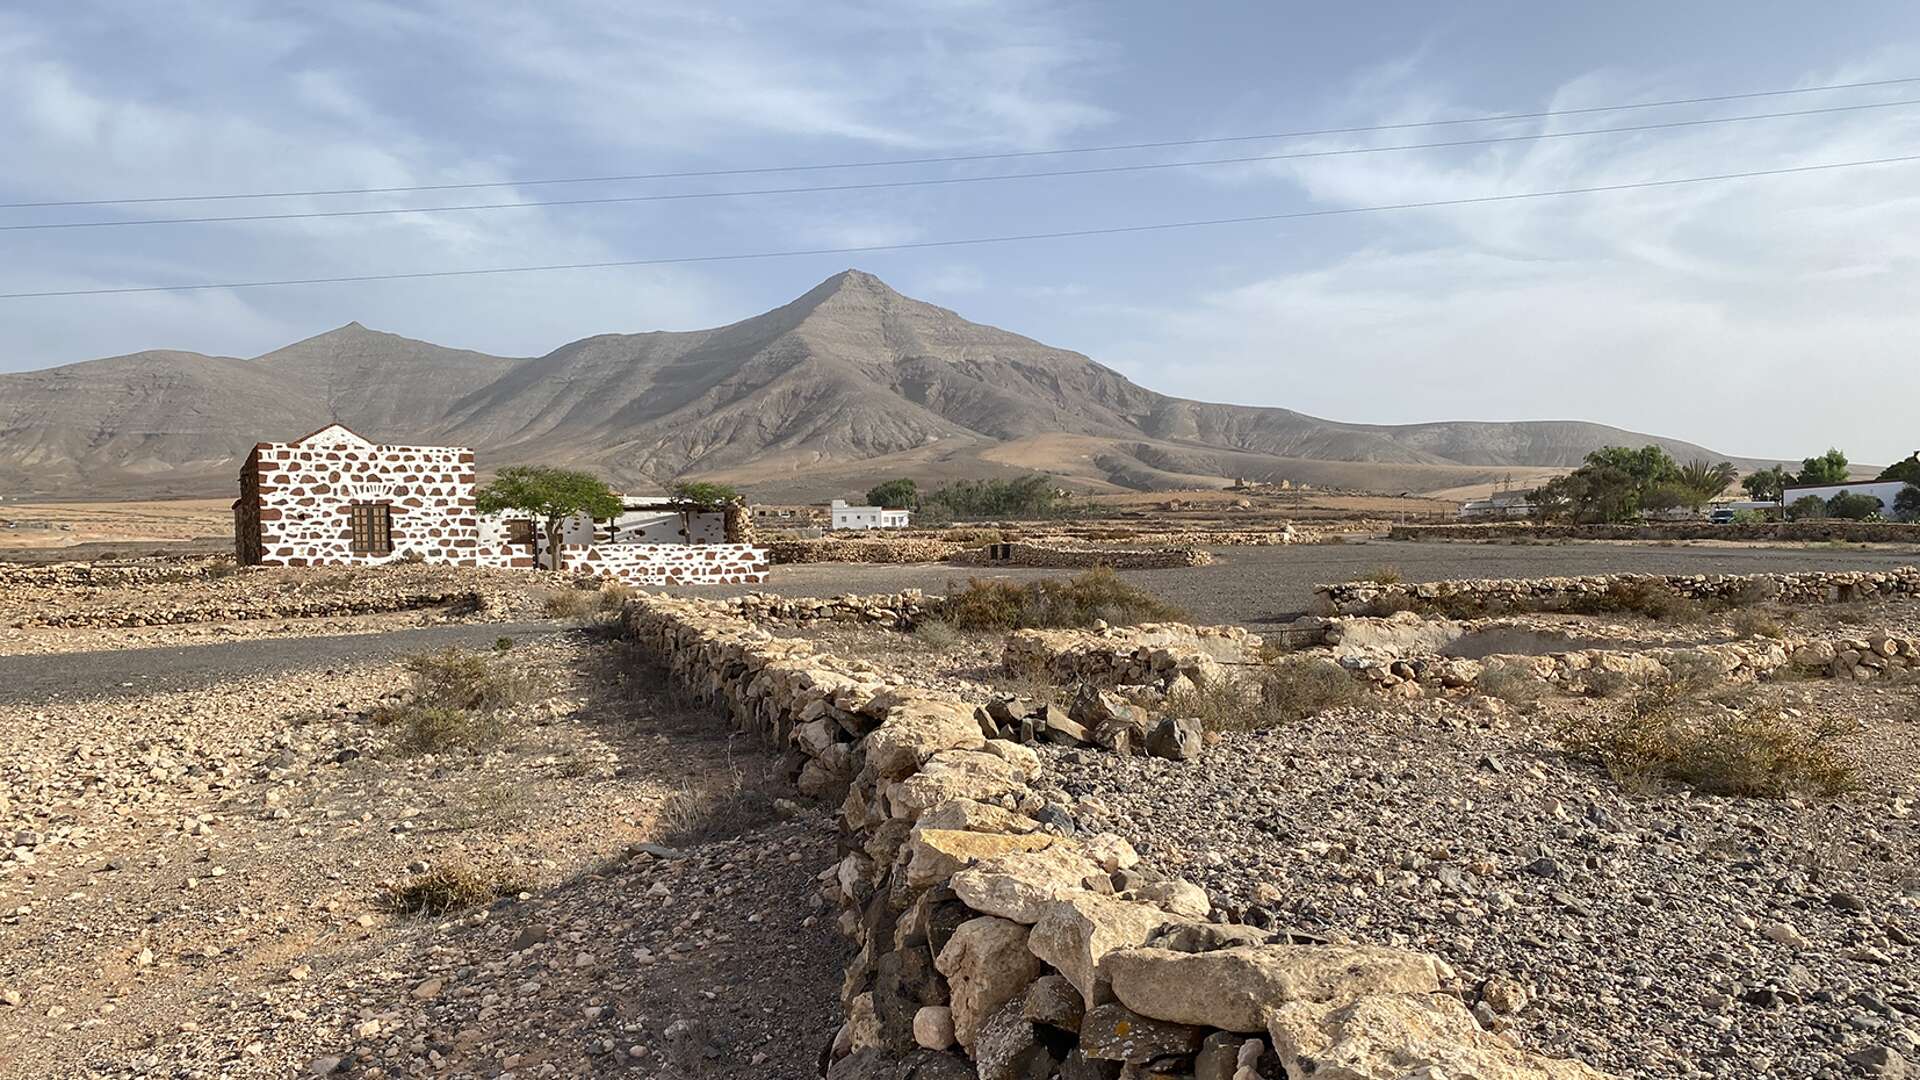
[0,629,847,1079]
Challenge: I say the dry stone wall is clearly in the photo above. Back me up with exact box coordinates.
[1391,521,1920,543]
[619,593,1612,1080]
[716,591,937,629]
[1316,568,1920,616]
[767,538,965,565]
[948,542,1213,570]
[1003,623,1265,691]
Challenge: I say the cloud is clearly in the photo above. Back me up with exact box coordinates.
[1099,56,1920,463]
[0,0,1113,373]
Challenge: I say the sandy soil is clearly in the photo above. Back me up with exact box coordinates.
[0,498,232,550]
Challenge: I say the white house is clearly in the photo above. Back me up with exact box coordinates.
[829,499,911,530]
[1778,480,1910,515]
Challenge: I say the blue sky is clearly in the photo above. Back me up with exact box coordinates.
[3,1,1918,462]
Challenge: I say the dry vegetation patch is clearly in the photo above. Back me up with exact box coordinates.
[943,567,1187,630]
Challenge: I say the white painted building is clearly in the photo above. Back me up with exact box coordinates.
[1778,480,1910,515]
[829,499,911,530]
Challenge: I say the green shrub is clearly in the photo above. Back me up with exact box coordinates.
[942,569,1186,631]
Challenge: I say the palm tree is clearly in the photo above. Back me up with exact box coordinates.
[1676,460,1738,508]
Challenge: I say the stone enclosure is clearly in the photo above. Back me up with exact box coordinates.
[620,592,1614,1079]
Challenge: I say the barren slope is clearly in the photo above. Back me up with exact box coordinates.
[0,270,1758,498]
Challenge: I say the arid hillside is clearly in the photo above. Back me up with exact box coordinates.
[0,271,1756,499]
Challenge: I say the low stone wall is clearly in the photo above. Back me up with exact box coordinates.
[948,542,1213,570]
[1030,527,1312,547]
[560,542,769,586]
[1316,567,1920,616]
[717,590,936,629]
[1004,623,1265,690]
[767,538,965,564]
[621,593,1611,1080]
[1391,521,1920,544]
[1338,629,1917,697]
[0,558,234,589]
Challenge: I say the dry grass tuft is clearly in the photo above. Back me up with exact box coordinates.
[1477,661,1551,706]
[1729,608,1787,639]
[912,619,965,650]
[943,569,1186,631]
[542,587,597,620]
[1563,680,1858,799]
[383,864,526,915]
[1364,564,1404,585]
[654,774,780,846]
[376,647,545,755]
[1166,657,1368,731]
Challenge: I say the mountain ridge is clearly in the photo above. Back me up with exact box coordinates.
[0,269,1762,499]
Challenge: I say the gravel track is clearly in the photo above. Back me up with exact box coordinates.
[0,620,566,705]
[668,540,1920,627]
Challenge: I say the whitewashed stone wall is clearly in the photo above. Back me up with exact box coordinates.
[561,543,769,586]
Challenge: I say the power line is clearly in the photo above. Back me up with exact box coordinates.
[5,152,1914,301]
[5,74,1919,210]
[9,97,1916,233]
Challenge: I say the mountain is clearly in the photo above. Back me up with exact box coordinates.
[0,270,1759,500]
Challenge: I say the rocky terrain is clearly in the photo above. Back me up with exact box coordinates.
[0,629,847,1079]
[1039,680,1919,1078]
[0,271,1756,499]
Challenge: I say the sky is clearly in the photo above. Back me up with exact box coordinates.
[3,0,1919,463]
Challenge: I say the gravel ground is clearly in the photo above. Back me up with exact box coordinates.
[666,540,1920,628]
[1033,680,1920,1079]
[0,631,847,1079]
[0,620,568,705]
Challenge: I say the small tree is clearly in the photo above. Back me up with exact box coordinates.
[1876,454,1920,485]
[1787,494,1828,521]
[475,466,623,571]
[667,481,740,544]
[866,478,918,510]
[1895,483,1920,522]
[1797,448,1849,486]
[1825,490,1883,521]
[1742,466,1793,505]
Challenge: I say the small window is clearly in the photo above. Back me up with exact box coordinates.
[351,502,393,555]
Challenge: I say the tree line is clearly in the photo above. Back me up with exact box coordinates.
[1530,446,1920,524]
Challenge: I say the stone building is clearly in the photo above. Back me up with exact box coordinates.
[232,424,767,584]
[233,424,526,568]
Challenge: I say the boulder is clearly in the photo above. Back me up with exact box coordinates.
[1029,892,1182,1008]
[974,998,1057,1080]
[916,798,1042,835]
[1078,1002,1206,1064]
[890,750,1034,819]
[951,845,1106,924]
[1021,973,1086,1033]
[864,699,989,782]
[1265,992,1614,1079]
[1123,878,1212,919]
[934,917,1044,1051]
[1103,945,1446,1033]
[1146,716,1203,761]
[905,829,1057,888]
[913,1005,956,1051]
